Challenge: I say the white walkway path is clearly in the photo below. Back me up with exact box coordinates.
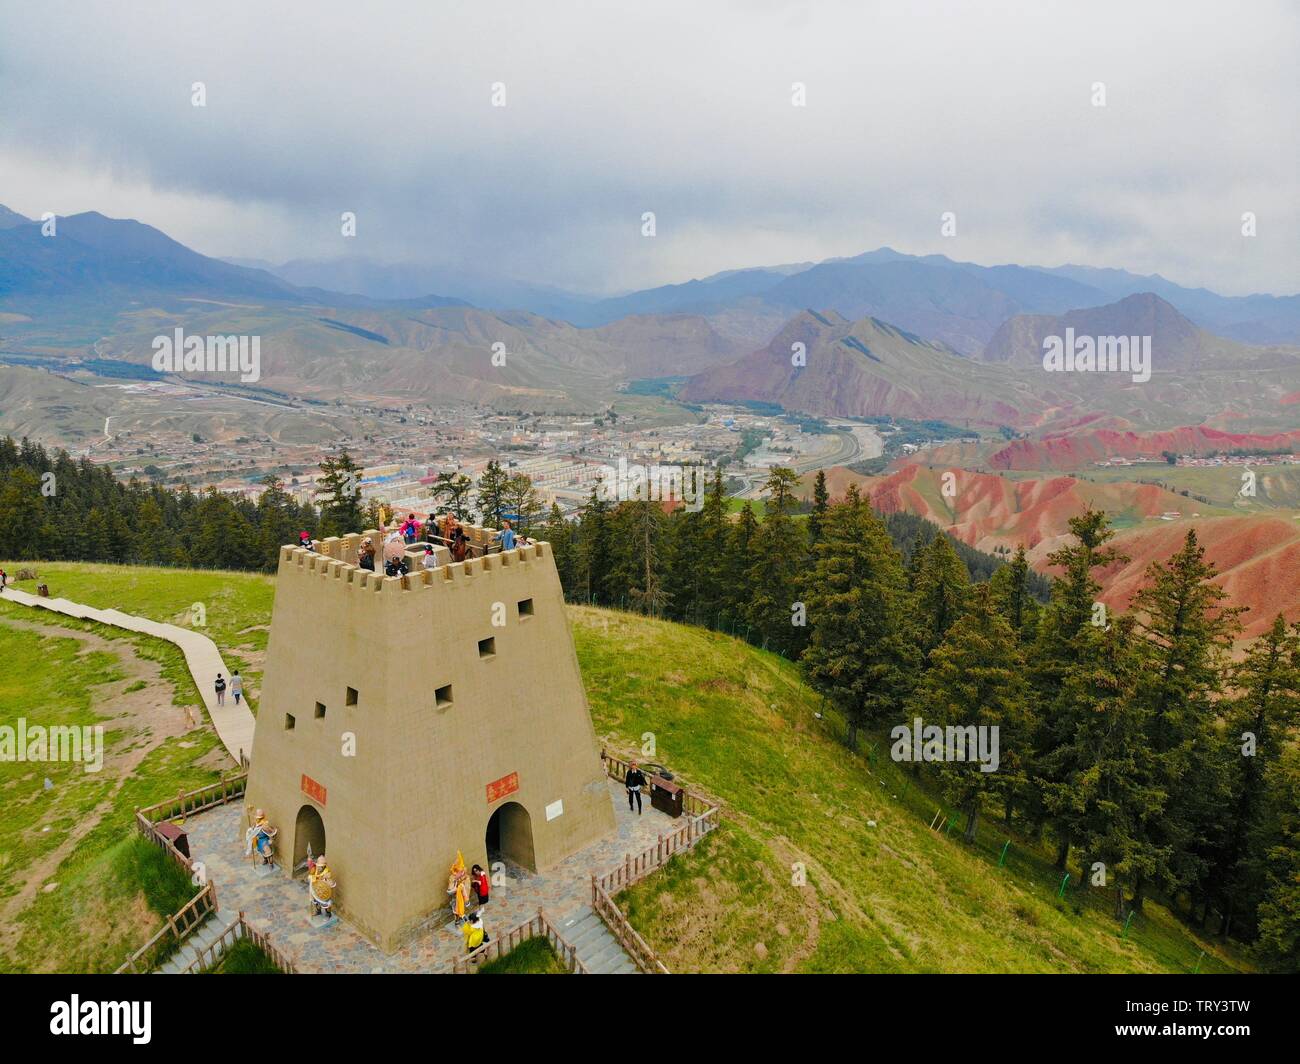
[0,587,255,765]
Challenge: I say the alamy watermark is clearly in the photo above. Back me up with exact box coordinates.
[595,457,705,511]
[1042,329,1151,383]
[152,327,261,383]
[0,718,104,773]
[890,717,1000,773]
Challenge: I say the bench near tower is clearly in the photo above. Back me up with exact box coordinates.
[245,527,617,953]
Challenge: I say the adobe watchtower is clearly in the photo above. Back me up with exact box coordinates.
[245,527,616,953]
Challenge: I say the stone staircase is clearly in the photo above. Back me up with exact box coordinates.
[155,914,229,974]
[558,906,640,974]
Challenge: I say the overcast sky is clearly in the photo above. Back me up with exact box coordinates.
[1,0,1296,296]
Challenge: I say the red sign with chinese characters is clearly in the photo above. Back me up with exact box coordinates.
[301,773,327,806]
[486,771,519,804]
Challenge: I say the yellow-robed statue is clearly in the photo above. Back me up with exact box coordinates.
[447,850,470,923]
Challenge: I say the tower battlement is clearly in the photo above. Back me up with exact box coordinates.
[278,531,551,602]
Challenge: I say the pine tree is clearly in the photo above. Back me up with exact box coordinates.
[542,503,576,593]
[625,500,670,617]
[577,485,614,605]
[801,486,915,749]
[745,467,807,653]
[475,460,510,527]
[910,533,971,658]
[808,469,829,544]
[723,501,758,630]
[429,472,474,520]
[1211,615,1300,936]
[503,473,541,533]
[907,583,1032,840]
[1026,507,1129,869]
[988,544,1038,640]
[1255,744,1300,971]
[0,465,43,559]
[1039,615,1165,915]
[694,467,730,624]
[318,451,364,537]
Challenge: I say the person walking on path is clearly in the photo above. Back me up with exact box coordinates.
[230,670,243,706]
[215,673,227,706]
[625,761,647,815]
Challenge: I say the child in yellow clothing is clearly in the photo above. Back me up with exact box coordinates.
[462,911,488,952]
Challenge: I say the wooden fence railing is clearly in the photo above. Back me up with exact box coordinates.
[591,879,670,974]
[137,771,248,826]
[452,907,589,974]
[595,751,721,973]
[115,881,217,974]
[117,772,250,974]
[596,805,721,895]
[177,911,299,974]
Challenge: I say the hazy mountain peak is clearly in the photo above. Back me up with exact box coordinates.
[0,203,32,229]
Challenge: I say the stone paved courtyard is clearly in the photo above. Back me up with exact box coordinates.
[183,779,674,973]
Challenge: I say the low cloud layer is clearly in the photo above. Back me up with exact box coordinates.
[1,0,1295,295]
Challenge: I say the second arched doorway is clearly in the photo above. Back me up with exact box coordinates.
[486,801,535,873]
[293,804,326,877]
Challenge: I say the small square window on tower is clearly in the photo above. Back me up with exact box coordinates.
[315,702,327,720]
[346,686,359,706]
[435,684,454,709]
[518,597,534,618]
[478,636,496,659]
[284,713,296,731]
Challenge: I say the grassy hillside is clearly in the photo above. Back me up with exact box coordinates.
[0,563,1249,973]
[0,613,225,971]
[571,606,1248,973]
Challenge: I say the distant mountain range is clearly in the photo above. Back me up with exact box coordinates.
[1,202,1298,427]
[0,209,468,310]
[230,243,1300,350]
[681,294,1300,431]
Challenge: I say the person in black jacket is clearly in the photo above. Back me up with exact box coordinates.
[625,761,647,814]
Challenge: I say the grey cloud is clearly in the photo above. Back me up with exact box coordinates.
[0,0,1295,295]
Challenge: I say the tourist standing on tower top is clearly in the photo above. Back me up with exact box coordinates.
[494,519,516,552]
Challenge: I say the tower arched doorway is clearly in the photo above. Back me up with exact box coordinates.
[486,801,535,873]
[293,804,326,877]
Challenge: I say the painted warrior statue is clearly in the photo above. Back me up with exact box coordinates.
[309,855,336,918]
[244,808,278,866]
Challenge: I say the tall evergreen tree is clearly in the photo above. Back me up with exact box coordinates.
[1128,528,1242,911]
[542,503,576,593]
[318,451,365,537]
[746,467,807,653]
[988,544,1038,641]
[807,469,829,544]
[907,583,1032,840]
[801,486,915,749]
[1210,614,1300,936]
[1255,744,1300,971]
[909,532,971,658]
[1027,508,1129,869]
[475,460,510,527]
[576,485,614,605]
